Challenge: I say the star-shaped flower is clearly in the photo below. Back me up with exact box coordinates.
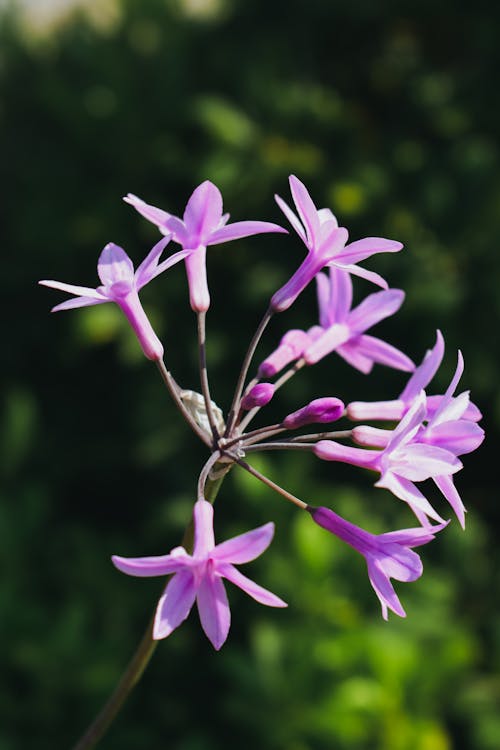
[347,330,482,422]
[125,181,287,312]
[308,505,446,619]
[112,499,286,650]
[39,239,187,360]
[271,175,402,312]
[314,393,462,523]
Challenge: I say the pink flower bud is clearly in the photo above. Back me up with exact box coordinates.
[283,397,344,429]
[258,330,310,378]
[241,383,275,410]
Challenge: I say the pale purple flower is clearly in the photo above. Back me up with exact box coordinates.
[347,330,482,422]
[303,267,414,371]
[283,397,344,429]
[351,354,484,528]
[125,181,287,312]
[271,175,402,312]
[39,239,187,360]
[112,499,286,650]
[314,393,462,523]
[241,382,275,410]
[308,505,446,619]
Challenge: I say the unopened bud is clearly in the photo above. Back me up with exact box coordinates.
[283,397,344,429]
[241,383,275,410]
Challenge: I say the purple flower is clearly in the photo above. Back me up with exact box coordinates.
[271,175,402,312]
[241,382,275,410]
[303,267,414,372]
[112,499,286,650]
[125,181,286,312]
[347,331,482,422]
[308,505,446,619]
[39,239,186,360]
[283,397,344,429]
[314,393,462,523]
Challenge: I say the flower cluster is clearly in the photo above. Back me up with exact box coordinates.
[41,176,483,648]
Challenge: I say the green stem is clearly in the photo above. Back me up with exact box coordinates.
[71,464,229,750]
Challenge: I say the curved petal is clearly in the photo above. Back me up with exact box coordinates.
[208,220,287,245]
[111,547,192,577]
[423,420,484,456]
[153,571,197,640]
[274,194,307,243]
[333,262,388,289]
[390,443,462,481]
[289,175,320,248]
[354,335,415,372]
[39,280,103,298]
[211,523,275,564]
[376,544,423,582]
[336,341,375,374]
[98,243,135,286]
[329,267,353,323]
[134,235,172,289]
[385,392,427,453]
[376,472,445,523]
[400,330,444,402]
[217,563,287,607]
[196,571,230,650]
[433,475,466,529]
[51,296,108,312]
[338,237,403,264]
[123,193,171,227]
[183,180,223,245]
[348,289,405,333]
[366,559,406,619]
[303,323,351,364]
[379,523,446,547]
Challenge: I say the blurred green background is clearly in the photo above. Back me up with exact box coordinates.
[1,0,499,748]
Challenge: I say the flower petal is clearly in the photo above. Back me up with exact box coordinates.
[183,180,223,245]
[274,194,307,243]
[433,475,466,529]
[196,570,230,650]
[390,443,462,481]
[289,175,321,248]
[134,235,172,289]
[348,289,405,334]
[208,220,287,245]
[97,243,135,287]
[303,323,351,364]
[333,262,388,289]
[328,267,353,323]
[212,522,275,564]
[338,237,403,264]
[123,193,171,227]
[111,547,192,577]
[367,559,406,619]
[353,335,415,372]
[51,296,108,312]
[218,563,287,607]
[39,280,103,299]
[399,330,444,403]
[336,342,375,374]
[376,472,446,523]
[153,571,197,640]
[423,420,485,456]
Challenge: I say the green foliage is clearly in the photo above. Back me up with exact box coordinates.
[1,0,499,747]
